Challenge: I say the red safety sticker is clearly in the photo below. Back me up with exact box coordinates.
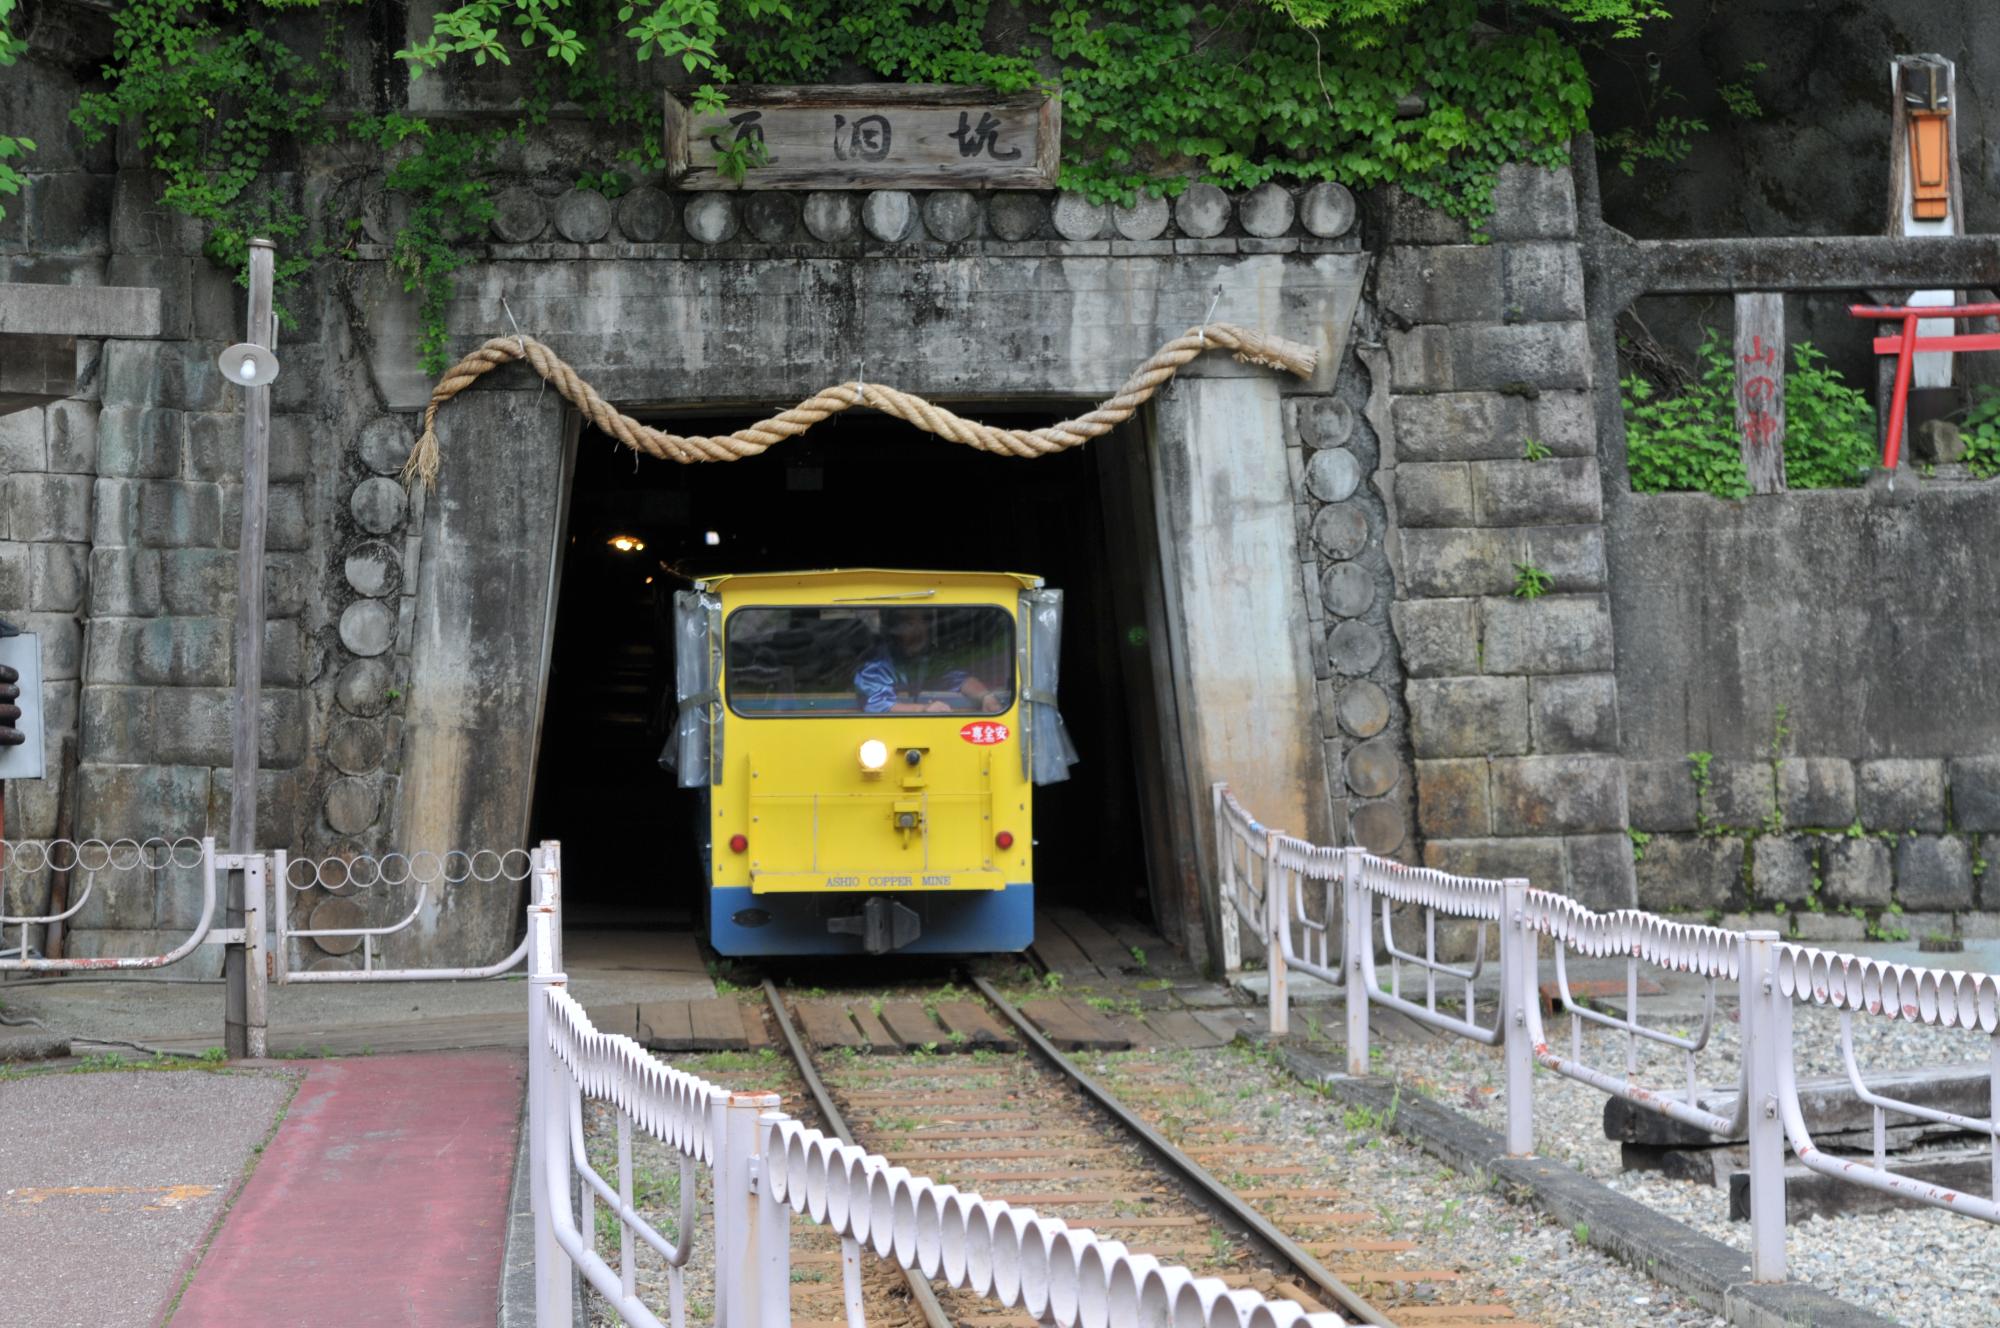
[959,721,1011,745]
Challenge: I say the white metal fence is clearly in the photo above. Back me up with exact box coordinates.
[1215,783,2000,1283]
[521,896,1351,1328]
[1,836,557,1057]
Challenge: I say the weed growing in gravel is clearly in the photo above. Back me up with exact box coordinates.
[1572,1220,1590,1246]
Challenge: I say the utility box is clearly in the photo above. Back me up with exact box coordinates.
[0,630,45,780]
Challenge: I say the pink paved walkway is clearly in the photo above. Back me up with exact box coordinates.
[172,1051,525,1327]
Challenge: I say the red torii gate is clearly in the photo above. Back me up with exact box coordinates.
[1850,299,2000,469]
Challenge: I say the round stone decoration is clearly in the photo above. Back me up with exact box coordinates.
[1238,182,1296,238]
[1051,192,1108,241]
[490,187,548,244]
[1336,680,1391,738]
[324,776,381,837]
[1303,398,1355,448]
[617,187,677,242]
[988,192,1047,242]
[802,192,858,242]
[862,191,917,242]
[1320,561,1374,618]
[684,195,740,245]
[1350,800,1406,855]
[1305,447,1362,503]
[308,897,366,955]
[1173,183,1231,238]
[335,658,393,717]
[1310,503,1369,560]
[328,717,386,776]
[358,417,413,476]
[1344,737,1403,798]
[922,190,979,242]
[1300,181,1357,238]
[1327,618,1384,676]
[362,191,410,246]
[554,188,613,243]
[743,191,802,243]
[339,600,396,658]
[1111,194,1169,241]
[344,540,402,598]
[350,476,407,535]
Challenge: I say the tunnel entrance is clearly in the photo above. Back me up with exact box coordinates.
[528,407,1187,949]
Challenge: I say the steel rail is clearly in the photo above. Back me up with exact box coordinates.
[761,979,954,1328]
[968,974,1394,1327]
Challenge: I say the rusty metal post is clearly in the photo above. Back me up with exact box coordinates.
[1500,879,1534,1157]
[1741,930,1788,1282]
[1265,829,1288,1037]
[242,853,267,1057]
[1216,785,1242,979]
[1342,847,1370,1076]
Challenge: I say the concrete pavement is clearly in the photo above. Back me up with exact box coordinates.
[0,1067,301,1325]
[0,928,715,1057]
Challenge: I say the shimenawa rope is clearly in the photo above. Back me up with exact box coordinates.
[402,322,1319,490]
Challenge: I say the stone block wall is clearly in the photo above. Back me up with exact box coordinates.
[1628,753,2000,942]
[1375,166,1636,909]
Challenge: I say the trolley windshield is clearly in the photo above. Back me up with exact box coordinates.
[725,604,1015,717]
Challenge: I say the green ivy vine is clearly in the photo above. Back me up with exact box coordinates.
[26,0,1668,371]
[1623,328,1878,497]
[0,0,30,219]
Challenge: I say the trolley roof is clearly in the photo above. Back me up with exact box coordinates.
[694,568,1044,594]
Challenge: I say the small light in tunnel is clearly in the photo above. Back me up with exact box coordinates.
[608,534,646,553]
[704,531,722,546]
[644,576,654,584]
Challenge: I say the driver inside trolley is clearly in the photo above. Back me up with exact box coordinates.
[853,606,1010,714]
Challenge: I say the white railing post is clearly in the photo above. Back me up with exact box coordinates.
[754,1110,793,1328]
[714,1090,784,1328]
[1741,929,1788,1282]
[1342,847,1370,1076]
[269,849,290,984]
[1500,879,1534,1157]
[1265,830,1288,1037]
[527,887,574,1327]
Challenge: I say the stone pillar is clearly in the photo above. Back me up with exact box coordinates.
[1378,165,1635,911]
[391,382,570,964]
[1153,375,1332,956]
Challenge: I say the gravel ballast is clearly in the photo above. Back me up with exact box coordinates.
[1371,998,1998,1327]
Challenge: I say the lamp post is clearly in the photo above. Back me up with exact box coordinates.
[220,240,279,1058]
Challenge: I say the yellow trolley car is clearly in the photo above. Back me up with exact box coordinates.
[665,569,1076,955]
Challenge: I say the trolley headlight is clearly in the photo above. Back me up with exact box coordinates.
[858,738,889,771]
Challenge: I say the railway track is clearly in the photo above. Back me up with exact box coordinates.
[762,976,1398,1328]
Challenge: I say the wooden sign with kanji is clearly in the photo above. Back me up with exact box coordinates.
[1734,292,1786,494]
[665,85,1061,191]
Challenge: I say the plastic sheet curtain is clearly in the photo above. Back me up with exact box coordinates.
[1018,588,1079,785]
[662,590,722,788]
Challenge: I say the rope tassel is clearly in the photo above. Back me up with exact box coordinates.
[402,322,1319,490]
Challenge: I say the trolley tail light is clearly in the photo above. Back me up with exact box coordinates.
[995,830,1015,850]
[728,834,748,854]
[859,738,889,771]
